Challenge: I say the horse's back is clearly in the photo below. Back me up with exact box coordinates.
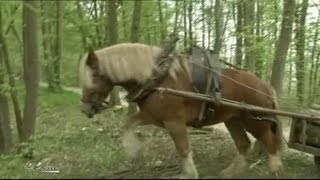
[222,68,276,108]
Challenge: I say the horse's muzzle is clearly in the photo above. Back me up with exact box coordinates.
[81,101,110,119]
[81,103,98,118]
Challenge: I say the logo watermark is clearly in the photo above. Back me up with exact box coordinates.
[25,162,60,173]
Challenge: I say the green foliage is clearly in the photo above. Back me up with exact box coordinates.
[0,82,11,96]
[38,88,80,107]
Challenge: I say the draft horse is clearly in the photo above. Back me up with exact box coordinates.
[79,43,283,178]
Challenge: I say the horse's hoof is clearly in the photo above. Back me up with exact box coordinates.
[219,161,248,179]
[271,165,284,178]
[269,156,284,178]
[219,167,234,179]
[180,172,199,179]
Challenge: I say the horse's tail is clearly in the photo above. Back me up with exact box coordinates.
[270,87,284,151]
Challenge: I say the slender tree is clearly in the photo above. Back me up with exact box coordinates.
[235,0,243,67]
[254,0,263,78]
[158,0,165,41]
[270,0,295,96]
[21,0,39,142]
[213,0,222,55]
[243,0,255,71]
[0,6,12,153]
[183,0,187,49]
[308,9,320,102]
[53,0,63,90]
[188,0,193,47]
[0,6,22,141]
[128,0,143,114]
[294,0,308,104]
[41,1,54,90]
[107,0,121,106]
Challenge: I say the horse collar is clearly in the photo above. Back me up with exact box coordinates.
[126,57,174,103]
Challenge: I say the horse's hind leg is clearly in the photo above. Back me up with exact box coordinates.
[220,118,251,178]
[164,120,198,179]
[121,112,150,161]
[247,116,283,177]
[257,120,283,177]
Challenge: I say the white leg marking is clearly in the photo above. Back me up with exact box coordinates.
[269,151,283,176]
[122,129,143,159]
[181,151,199,179]
[220,153,248,178]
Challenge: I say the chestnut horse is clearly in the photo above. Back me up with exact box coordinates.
[79,43,283,178]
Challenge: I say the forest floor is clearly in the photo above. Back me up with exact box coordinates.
[1,86,319,179]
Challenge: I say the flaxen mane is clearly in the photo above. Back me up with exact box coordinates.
[79,43,191,88]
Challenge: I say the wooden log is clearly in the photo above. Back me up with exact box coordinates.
[156,87,320,122]
[311,104,320,111]
[306,122,320,148]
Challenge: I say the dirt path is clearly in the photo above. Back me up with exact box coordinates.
[104,125,319,179]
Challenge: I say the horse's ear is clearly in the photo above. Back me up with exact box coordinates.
[86,50,98,70]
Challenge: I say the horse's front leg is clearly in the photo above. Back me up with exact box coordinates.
[121,112,149,161]
[164,120,198,179]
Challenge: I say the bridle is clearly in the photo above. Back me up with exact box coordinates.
[80,98,111,112]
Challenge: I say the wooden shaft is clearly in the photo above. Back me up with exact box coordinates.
[156,87,320,122]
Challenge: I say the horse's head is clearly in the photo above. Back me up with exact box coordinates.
[79,50,113,118]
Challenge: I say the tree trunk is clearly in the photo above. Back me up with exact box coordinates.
[243,0,255,71]
[254,0,263,78]
[53,0,62,91]
[273,0,279,49]
[188,0,193,47]
[221,7,231,58]
[107,0,121,107]
[0,7,12,153]
[93,0,102,47]
[207,0,213,49]
[270,0,295,96]
[213,0,222,55]
[22,0,39,142]
[288,45,294,95]
[76,2,88,51]
[314,52,320,100]
[308,8,319,102]
[235,0,243,67]
[41,1,54,90]
[158,0,165,41]
[201,0,205,48]
[121,2,128,41]
[183,0,187,49]
[0,6,22,141]
[130,0,142,43]
[0,84,12,154]
[128,0,143,114]
[294,0,308,104]
[173,1,179,36]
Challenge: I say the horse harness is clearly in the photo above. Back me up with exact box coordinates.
[125,47,223,128]
[124,54,175,103]
[189,47,223,127]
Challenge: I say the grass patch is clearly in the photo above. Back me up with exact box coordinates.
[38,87,80,107]
[0,88,128,178]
